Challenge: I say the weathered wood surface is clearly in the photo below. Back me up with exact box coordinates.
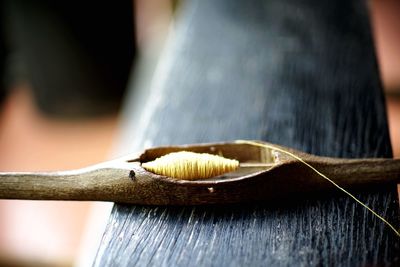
[94,0,400,266]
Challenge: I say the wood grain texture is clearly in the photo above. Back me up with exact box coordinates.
[94,0,400,266]
[0,168,133,201]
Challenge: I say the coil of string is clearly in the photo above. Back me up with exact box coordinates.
[142,151,239,180]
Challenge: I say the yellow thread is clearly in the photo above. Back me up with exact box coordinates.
[142,151,239,180]
[235,139,400,237]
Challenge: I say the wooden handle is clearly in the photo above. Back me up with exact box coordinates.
[308,157,400,187]
[0,167,132,201]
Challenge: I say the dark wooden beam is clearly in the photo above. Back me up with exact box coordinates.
[94,0,399,265]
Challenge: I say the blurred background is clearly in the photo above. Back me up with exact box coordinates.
[0,0,398,266]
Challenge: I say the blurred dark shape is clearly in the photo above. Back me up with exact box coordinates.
[1,0,136,118]
[0,3,6,103]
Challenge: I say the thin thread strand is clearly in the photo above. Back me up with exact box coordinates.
[235,140,400,237]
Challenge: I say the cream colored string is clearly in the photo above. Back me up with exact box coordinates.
[142,151,239,180]
[236,140,400,237]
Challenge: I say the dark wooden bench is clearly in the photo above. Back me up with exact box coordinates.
[94,0,400,265]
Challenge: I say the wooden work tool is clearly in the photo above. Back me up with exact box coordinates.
[0,141,399,205]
